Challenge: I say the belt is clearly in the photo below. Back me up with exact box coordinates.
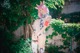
[32,40,38,42]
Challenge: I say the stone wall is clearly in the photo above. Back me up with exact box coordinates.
[62,1,80,14]
[46,27,77,53]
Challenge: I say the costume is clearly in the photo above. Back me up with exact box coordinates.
[31,1,51,53]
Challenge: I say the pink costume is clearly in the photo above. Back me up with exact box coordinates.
[31,1,51,53]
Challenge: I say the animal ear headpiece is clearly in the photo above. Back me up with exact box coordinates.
[35,1,49,18]
[35,1,45,9]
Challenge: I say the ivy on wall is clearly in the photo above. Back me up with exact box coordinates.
[46,19,80,53]
[48,19,80,37]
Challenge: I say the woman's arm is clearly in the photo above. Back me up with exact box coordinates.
[37,16,51,36]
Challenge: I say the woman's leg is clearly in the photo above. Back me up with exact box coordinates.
[32,41,38,53]
[32,34,38,53]
[38,34,46,53]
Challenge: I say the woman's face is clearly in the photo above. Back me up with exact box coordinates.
[38,8,46,15]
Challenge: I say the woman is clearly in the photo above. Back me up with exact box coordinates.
[31,1,51,53]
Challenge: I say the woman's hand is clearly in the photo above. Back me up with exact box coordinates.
[44,16,51,27]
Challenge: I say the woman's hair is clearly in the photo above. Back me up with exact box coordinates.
[35,1,49,18]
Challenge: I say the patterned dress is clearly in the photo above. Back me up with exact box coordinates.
[32,14,51,53]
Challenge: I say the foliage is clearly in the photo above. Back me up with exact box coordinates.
[46,45,64,53]
[50,19,80,37]
[0,0,27,32]
[1,0,80,53]
[10,38,32,53]
[46,19,80,53]
[47,19,80,45]
[45,0,65,18]
[0,0,65,32]
[0,26,13,53]
[0,27,32,53]
[45,0,65,9]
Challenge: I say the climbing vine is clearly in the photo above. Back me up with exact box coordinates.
[46,19,80,53]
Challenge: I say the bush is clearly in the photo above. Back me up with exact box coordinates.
[10,38,32,53]
[46,19,80,53]
[0,26,32,53]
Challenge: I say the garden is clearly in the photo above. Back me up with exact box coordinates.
[0,0,80,53]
